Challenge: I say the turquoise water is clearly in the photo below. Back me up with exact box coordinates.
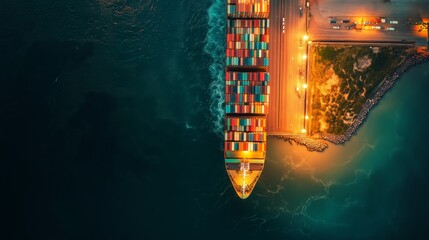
[203,61,429,239]
[260,61,429,238]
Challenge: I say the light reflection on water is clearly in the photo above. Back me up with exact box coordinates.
[256,62,429,237]
[205,0,429,236]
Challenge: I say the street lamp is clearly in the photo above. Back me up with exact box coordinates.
[303,35,309,41]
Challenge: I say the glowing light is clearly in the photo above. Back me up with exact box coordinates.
[301,129,307,134]
[305,115,309,120]
[302,54,307,60]
[242,151,251,156]
[303,35,309,41]
[303,83,308,89]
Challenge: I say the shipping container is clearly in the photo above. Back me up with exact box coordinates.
[226,57,269,67]
[226,94,269,104]
[225,117,267,133]
[225,103,268,114]
[225,131,267,142]
[224,0,270,199]
[226,71,269,81]
[226,1,270,19]
[227,19,270,28]
[226,85,270,94]
[225,141,266,152]
[226,116,266,127]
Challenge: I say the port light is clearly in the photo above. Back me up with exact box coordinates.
[242,151,251,156]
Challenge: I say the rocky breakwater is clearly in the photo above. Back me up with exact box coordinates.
[275,135,328,152]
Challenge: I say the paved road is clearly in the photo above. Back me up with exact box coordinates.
[308,0,429,46]
[267,0,308,134]
[267,0,428,135]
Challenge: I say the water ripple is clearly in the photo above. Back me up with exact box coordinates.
[204,0,225,137]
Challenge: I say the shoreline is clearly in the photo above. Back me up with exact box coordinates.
[274,135,328,152]
[275,51,429,151]
[317,52,429,145]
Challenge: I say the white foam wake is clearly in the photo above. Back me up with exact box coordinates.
[204,0,225,137]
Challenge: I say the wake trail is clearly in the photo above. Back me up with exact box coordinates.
[204,0,226,138]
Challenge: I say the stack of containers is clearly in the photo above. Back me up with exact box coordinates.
[226,19,269,68]
[225,116,267,151]
[227,0,270,18]
[225,71,270,114]
[225,0,270,158]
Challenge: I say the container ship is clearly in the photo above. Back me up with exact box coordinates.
[224,0,270,199]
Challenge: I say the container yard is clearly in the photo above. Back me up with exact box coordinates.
[224,0,270,199]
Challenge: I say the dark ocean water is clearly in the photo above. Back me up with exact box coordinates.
[1,0,429,239]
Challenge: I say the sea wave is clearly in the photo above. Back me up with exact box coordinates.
[204,0,225,137]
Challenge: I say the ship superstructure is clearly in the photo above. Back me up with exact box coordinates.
[224,0,270,199]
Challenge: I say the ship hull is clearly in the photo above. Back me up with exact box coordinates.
[224,0,270,199]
